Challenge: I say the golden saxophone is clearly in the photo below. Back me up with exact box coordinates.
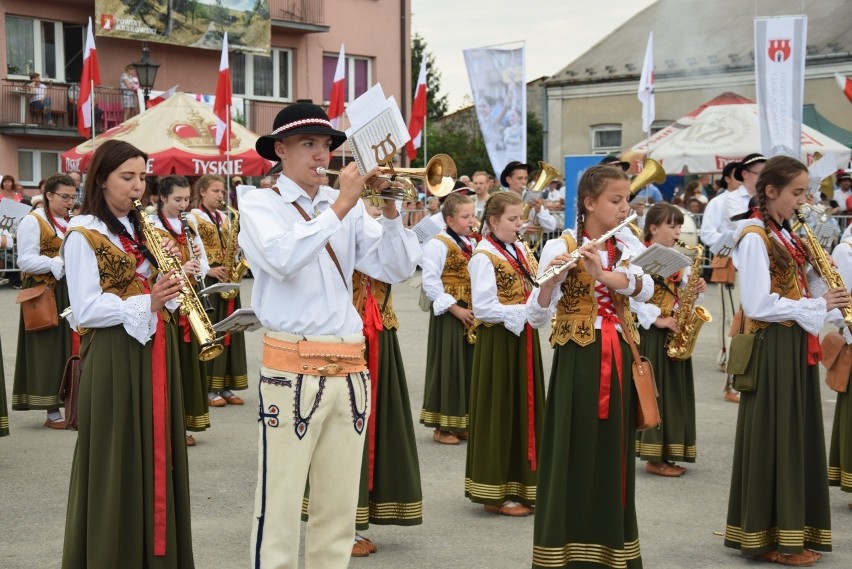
[132,200,223,361]
[219,202,250,300]
[796,209,852,331]
[665,242,712,360]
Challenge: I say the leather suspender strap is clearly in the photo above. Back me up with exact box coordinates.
[290,201,348,287]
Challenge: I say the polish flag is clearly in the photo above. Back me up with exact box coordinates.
[77,17,101,139]
[637,31,655,134]
[405,57,427,161]
[146,85,178,109]
[214,33,232,154]
[328,44,346,129]
[836,73,852,104]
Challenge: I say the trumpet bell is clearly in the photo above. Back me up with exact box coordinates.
[391,153,458,197]
[629,158,666,194]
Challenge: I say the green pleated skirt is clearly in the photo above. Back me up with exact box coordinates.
[0,333,8,437]
[203,275,247,392]
[169,319,210,432]
[829,384,852,492]
[12,277,73,410]
[355,328,423,530]
[636,326,696,463]
[465,324,544,507]
[724,323,831,556]
[421,311,474,431]
[62,323,194,569]
[532,336,641,569]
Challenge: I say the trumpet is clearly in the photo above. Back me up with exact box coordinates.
[317,153,457,207]
[535,213,638,287]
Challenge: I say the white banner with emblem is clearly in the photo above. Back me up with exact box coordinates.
[754,15,807,159]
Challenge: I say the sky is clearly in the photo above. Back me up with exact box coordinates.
[411,0,658,111]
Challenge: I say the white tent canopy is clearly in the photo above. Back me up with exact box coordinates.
[623,92,851,174]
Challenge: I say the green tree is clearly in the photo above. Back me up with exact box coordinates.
[526,110,544,167]
[411,33,448,122]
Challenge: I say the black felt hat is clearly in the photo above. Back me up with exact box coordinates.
[500,161,532,188]
[733,153,767,182]
[719,161,739,189]
[255,103,347,162]
[599,154,630,172]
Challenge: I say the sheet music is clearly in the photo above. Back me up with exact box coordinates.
[213,307,263,333]
[199,282,240,296]
[632,243,691,278]
[412,215,441,245]
[344,84,410,174]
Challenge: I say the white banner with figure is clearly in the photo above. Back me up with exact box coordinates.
[463,45,526,180]
[755,15,807,159]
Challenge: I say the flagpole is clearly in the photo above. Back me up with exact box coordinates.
[90,78,97,146]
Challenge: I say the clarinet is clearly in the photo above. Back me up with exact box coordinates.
[180,212,214,313]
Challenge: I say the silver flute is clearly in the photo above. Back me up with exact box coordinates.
[535,213,638,286]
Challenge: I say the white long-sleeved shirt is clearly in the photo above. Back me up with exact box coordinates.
[528,204,557,232]
[238,175,422,336]
[421,230,475,315]
[831,239,852,344]
[732,219,836,336]
[64,215,175,344]
[16,209,65,280]
[526,228,653,330]
[469,238,535,336]
[149,212,210,279]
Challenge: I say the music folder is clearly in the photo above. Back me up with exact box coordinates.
[199,282,240,296]
[213,308,263,334]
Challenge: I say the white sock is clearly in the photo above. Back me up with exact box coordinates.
[47,411,63,422]
[222,390,234,398]
[208,392,221,400]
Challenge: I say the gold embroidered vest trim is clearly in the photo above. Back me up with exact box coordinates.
[648,277,679,318]
[67,227,146,300]
[24,213,63,285]
[434,234,472,308]
[193,213,225,266]
[551,234,640,347]
[741,225,800,332]
[353,271,398,330]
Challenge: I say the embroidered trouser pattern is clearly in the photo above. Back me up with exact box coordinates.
[251,368,370,569]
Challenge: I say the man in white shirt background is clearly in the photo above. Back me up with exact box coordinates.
[471,170,491,219]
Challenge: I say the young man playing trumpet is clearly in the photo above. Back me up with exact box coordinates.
[239,103,422,569]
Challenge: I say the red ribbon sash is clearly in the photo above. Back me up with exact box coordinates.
[224,297,235,346]
[362,283,383,491]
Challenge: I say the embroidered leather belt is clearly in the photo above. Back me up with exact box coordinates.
[262,335,367,376]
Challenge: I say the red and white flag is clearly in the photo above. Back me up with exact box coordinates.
[837,73,852,104]
[77,17,101,139]
[214,33,232,154]
[637,31,655,134]
[146,85,178,109]
[328,44,346,129]
[406,57,427,161]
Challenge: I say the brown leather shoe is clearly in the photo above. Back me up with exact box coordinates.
[351,540,371,557]
[185,435,196,447]
[483,503,530,517]
[755,550,815,566]
[209,396,226,407]
[454,431,468,440]
[44,418,67,430]
[433,429,460,445]
[724,389,741,403]
[223,395,244,405]
[645,461,683,477]
[357,535,378,553]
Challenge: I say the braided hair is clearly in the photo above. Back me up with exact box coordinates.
[575,165,629,246]
[755,155,809,274]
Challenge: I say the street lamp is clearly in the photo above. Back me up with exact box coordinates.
[132,43,160,108]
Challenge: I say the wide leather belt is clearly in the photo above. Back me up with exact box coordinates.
[262,334,367,376]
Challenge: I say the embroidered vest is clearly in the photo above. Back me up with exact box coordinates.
[647,275,680,318]
[740,225,801,332]
[473,248,537,307]
[153,226,191,264]
[24,213,63,285]
[353,271,399,330]
[67,227,147,300]
[193,212,225,266]
[434,234,473,308]
[551,234,640,347]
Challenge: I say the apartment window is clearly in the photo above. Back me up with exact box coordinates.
[591,124,622,153]
[17,149,60,186]
[322,54,372,103]
[5,16,73,81]
[232,49,292,101]
[651,120,672,135]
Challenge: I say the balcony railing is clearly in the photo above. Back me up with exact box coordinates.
[0,80,125,134]
[273,0,325,25]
